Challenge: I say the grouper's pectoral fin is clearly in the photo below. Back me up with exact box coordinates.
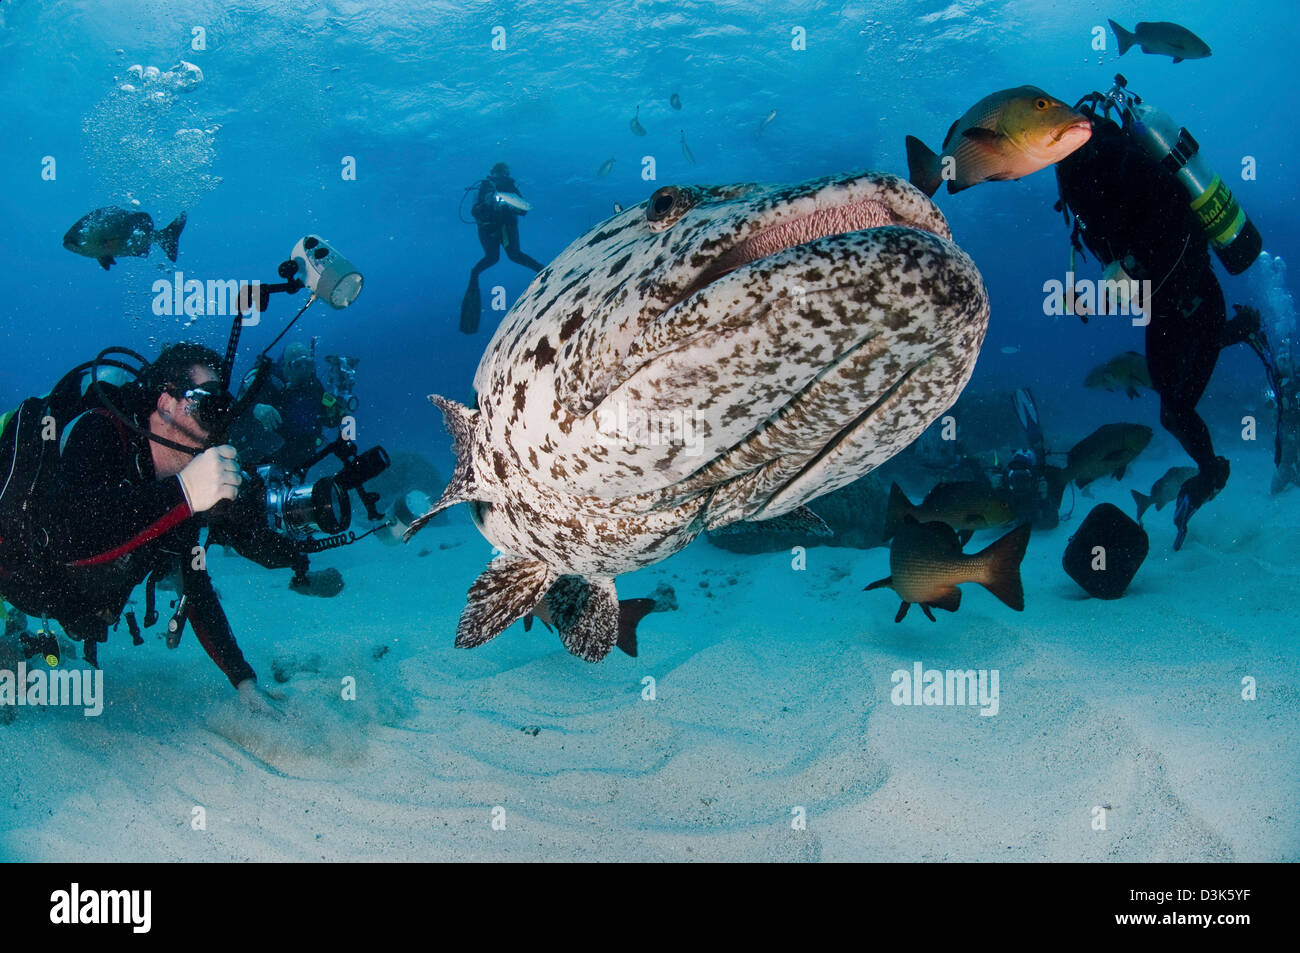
[404,395,489,541]
[544,575,621,662]
[455,555,557,649]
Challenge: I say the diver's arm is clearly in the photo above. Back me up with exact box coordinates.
[206,501,310,575]
[53,411,193,566]
[182,560,255,688]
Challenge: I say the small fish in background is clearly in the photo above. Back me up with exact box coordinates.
[63,206,187,270]
[629,105,646,136]
[865,517,1030,622]
[1108,19,1211,62]
[1000,345,1020,355]
[670,92,682,110]
[1046,423,1153,503]
[612,202,624,213]
[597,157,615,177]
[904,86,1092,197]
[758,108,777,137]
[1084,350,1151,399]
[885,480,1016,543]
[1132,466,1198,523]
[680,129,697,166]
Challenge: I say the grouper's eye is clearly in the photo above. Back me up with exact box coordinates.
[646,186,693,227]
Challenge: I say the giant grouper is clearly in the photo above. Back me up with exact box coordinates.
[407,170,991,660]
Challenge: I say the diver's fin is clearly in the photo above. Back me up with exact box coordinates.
[974,523,1030,611]
[1132,489,1152,523]
[544,575,621,662]
[904,135,942,198]
[98,256,115,270]
[404,396,486,540]
[156,212,186,262]
[454,555,557,649]
[459,280,482,334]
[1109,19,1135,56]
[616,597,656,658]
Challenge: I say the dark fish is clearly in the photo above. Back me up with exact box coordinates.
[905,86,1092,197]
[670,92,682,110]
[1132,466,1198,522]
[597,157,615,177]
[1084,350,1151,399]
[1047,423,1153,500]
[630,105,646,136]
[680,129,696,166]
[63,206,187,270]
[1109,19,1211,62]
[885,480,1015,542]
[865,517,1030,622]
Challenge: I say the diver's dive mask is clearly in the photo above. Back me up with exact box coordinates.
[167,383,233,433]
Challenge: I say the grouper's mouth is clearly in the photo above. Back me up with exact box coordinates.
[671,192,948,308]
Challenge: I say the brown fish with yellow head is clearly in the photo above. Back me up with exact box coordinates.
[866,516,1030,622]
[905,86,1092,197]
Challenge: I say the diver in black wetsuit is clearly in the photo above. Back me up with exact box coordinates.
[0,344,297,711]
[460,162,544,334]
[1056,112,1263,549]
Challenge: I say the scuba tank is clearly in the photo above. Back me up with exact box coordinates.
[1104,75,1261,274]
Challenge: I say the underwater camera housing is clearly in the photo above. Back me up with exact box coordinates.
[238,438,390,549]
[290,235,363,309]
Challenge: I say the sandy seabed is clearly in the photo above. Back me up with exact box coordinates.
[2,449,1296,863]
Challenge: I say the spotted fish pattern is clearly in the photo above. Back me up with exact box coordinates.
[407,170,990,661]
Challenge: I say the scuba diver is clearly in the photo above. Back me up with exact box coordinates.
[988,389,1060,531]
[230,340,346,472]
[0,344,283,710]
[1054,76,1266,549]
[459,162,544,335]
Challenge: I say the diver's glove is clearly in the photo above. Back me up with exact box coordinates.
[253,403,282,431]
[179,445,243,513]
[236,678,285,719]
[289,567,345,598]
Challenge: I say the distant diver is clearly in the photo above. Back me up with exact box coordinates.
[459,162,544,335]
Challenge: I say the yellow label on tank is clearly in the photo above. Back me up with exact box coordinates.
[1189,175,1246,247]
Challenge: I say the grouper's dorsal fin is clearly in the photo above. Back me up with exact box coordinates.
[544,575,621,662]
[403,395,488,541]
[455,555,557,649]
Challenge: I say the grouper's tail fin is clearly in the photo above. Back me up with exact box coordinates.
[404,395,484,541]
[543,575,623,662]
[156,211,187,262]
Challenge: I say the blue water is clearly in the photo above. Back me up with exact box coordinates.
[1,1,1298,862]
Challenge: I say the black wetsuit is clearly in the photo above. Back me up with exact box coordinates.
[1056,116,1254,503]
[0,408,302,684]
[469,174,543,279]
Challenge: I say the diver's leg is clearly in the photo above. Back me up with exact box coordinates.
[503,220,544,272]
[469,226,501,280]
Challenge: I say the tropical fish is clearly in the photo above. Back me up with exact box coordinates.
[1084,350,1151,399]
[885,480,1015,543]
[680,129,697,166]
[758,109,777,136]
[1132,466,1198,522]
[1108,19,1211,62]
[904,86,1092,197]
[404,170,991,660]
[62,206,187,270]
[1000,345,1020,354]
[630,105,646,136]
[597,157,615,177]
[670,92,682,110]
[1048,423,1153,496]
[865,517,1030,622]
